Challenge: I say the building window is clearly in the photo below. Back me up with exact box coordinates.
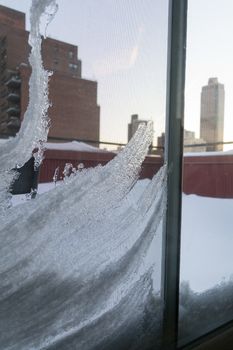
[68,63,78,71]
[68,50,74,59]
[53,45,59,53]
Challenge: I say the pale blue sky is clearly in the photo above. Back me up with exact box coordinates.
[185,0,233,146]
[1,0,233,146]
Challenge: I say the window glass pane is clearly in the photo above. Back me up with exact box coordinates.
[179,0,233,345]
[0,1,168,349]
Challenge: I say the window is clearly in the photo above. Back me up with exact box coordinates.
[2,1,233,349]
[68,63,78,72]
[68,50,74,59]
[178,0,233,346]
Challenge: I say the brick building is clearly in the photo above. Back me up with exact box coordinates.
[0,5,100,142]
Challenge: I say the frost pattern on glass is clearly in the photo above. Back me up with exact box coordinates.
[0,2,167,349]
[0,170,18,215]
[0,127,167,350]
[0,0,57,211]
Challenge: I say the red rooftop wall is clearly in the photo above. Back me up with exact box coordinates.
[39,150,233,198]
[39,149,163,184]
[183,155,233,198]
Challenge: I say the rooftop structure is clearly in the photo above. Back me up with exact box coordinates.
[128,114,153,142]
[157,130,206,154]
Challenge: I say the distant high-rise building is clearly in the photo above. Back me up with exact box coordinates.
[157,130,206,154]
[183,129,206,153]
[156,132,165,156]
[0,5,100,142]
[200,78,225,151]
[128,114,152,142]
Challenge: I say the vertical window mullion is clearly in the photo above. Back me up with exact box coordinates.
[161,0,188,349]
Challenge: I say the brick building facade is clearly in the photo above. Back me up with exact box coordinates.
[0,5,100,142]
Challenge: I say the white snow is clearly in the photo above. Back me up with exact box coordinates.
[45,141,109,153]
[184,150,233,157]
[181,194,233,292]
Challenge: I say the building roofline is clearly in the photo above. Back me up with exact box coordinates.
[0,5,25,17]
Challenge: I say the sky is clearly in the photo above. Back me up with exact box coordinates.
[0,0,232,147]
[185,0,233,147]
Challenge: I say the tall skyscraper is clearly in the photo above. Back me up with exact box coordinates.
[200,77,225,151]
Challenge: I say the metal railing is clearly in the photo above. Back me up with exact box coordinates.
[1,134,233,153]
[47,135,163,151]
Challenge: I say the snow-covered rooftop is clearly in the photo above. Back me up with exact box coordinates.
[184,149,233,156]
[45,141,109,153]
